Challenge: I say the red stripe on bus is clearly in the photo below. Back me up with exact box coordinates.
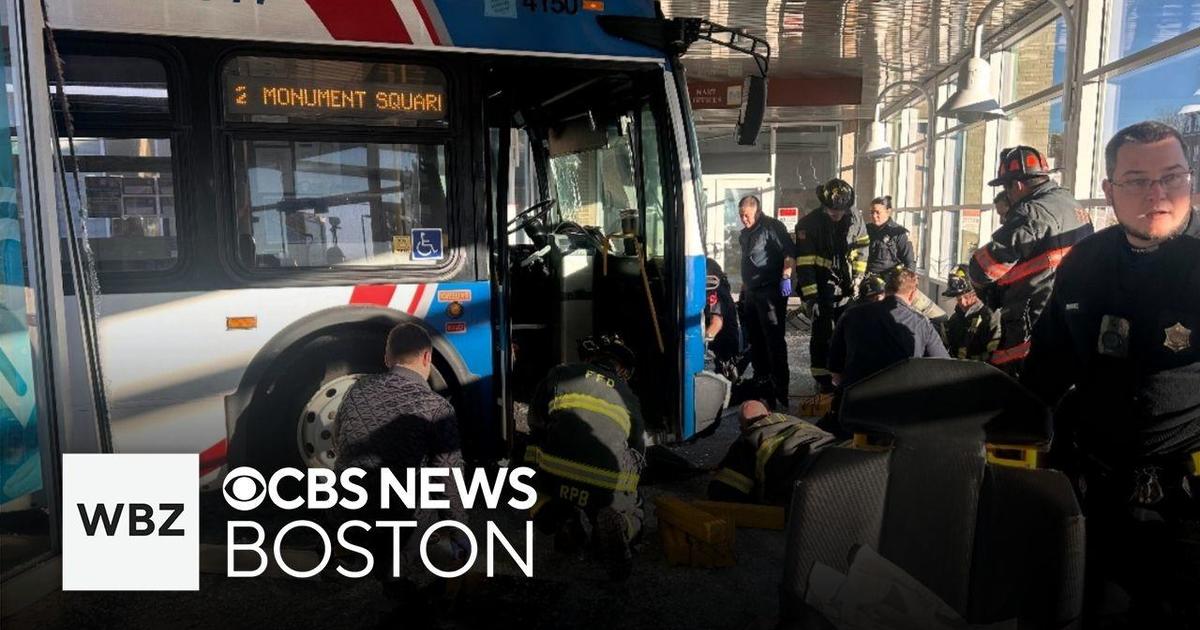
[350,285,398,306]
[304,0,412,43]
[407,284,427,315]
[413,0,442,45]
[200,439,227,476]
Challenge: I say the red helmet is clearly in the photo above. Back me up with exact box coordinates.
[988,146,1056,187]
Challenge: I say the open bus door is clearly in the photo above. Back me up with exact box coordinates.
[485,59,684,443]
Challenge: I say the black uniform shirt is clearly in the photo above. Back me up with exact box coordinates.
[705,271,740,354]
[866,219,915,274]
[739,213,794,291]
[945,300,1001,360]
[829,295,950,388]
[1023,209,1200,462]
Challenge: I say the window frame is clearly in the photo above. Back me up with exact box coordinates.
[214,50,463,280]
[53,40,191,285]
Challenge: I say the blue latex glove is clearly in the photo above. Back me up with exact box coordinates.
[780,278,793,297]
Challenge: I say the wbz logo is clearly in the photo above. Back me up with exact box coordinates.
[63,454,199,590]
[76,502,186,537]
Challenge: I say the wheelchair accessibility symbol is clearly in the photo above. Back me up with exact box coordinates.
[411,228,444,261]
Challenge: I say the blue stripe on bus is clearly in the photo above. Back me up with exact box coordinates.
[419,280,493,423]
[431,0,661,58]
[682,254,706,438]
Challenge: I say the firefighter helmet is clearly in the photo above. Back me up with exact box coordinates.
[816,178,856,211]
[859,273,886,299]
[578,333,637,376]
[942,264,973,297]
[988,145,1057,186]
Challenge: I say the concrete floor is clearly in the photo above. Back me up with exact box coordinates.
[6,332,821,630]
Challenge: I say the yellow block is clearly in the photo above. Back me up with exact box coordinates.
[689,538,736,568]
[658,523,691,566]
[689,500,785,531]
[654,496,733,545]
[798,393,833,418]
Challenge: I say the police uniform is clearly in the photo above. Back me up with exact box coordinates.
[708,413,835,505]
[526,359,646,548]
[795,180,870,392]
[739,212,794,405]
[968,146,1093,375]
[942,265,1001,361]
[705,258,742,379]
[1022,209,1200,624]
[828,295,950,390]
[866,219,915,275]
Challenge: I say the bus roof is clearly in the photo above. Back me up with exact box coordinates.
[47,0,665,59]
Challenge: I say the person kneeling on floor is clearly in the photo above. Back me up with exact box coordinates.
[524,333,646,581]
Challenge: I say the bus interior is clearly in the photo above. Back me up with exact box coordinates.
[485,61,680,435]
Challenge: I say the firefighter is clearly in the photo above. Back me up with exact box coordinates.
[705,257,744,380]
[968,145,1093,376]
[708,400,835,505]
[866,195,915,274]
[738,195,794,409]
[795,178,869,392]
[1022,121,1200,626]
[942,264,1000,361]
[525,333,645,580]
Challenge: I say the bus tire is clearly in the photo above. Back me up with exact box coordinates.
[236,324,459,475]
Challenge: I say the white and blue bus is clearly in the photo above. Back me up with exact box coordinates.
[36,0,767,482]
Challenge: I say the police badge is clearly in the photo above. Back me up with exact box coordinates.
[1164,322,1192,353]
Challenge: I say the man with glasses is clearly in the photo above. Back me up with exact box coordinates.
[968,145,1094,376]
[1023,121,1200,626]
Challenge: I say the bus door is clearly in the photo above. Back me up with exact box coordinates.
[485,60,683,441]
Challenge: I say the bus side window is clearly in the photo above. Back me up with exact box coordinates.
[54,54,180,274]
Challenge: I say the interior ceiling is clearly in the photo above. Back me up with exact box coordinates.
[660,0,1055,121]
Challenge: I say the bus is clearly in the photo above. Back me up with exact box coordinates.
[37,0,768,483]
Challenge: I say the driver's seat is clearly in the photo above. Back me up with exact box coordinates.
[780,359,1085,629]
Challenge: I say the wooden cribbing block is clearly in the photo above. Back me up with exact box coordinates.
[689,500,786,531]
[658,523,691,566]
[689,537,736,568]
[654,496,733,545]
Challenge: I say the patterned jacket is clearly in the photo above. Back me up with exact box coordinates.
[335,366,466,523]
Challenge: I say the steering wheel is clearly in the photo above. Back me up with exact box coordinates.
[506,199,557,236]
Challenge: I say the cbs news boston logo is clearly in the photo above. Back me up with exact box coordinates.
[63,454,537,590]
[63,454,200,590]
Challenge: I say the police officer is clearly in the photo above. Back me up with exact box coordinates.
[828,268,949,391]
[526,334,646,580]
[1022,121,1200,626]
[866,195,915,274]
[708,400,834,505]
[705,257,743,380]
[942,264,1000,361]
[968,145,1093,376]
[738,195,795,408]
[795,179,870,392]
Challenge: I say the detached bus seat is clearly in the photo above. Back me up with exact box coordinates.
[780,358,1084,630]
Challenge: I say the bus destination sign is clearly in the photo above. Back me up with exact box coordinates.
[226,77,446,120]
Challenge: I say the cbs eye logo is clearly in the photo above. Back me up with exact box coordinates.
[222,467,267,511]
